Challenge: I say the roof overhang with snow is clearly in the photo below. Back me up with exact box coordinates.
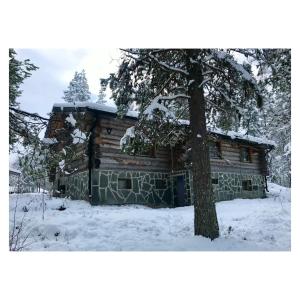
[51,103,276,149]
[52,102,138,119]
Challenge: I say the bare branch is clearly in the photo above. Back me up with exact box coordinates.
[10,106,49,121]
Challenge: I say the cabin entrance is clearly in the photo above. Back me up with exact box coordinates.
[172,175,187,207]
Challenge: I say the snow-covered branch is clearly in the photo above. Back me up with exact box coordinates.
[206,82,243,114]
[9,106,49,122]
[144,94,190,120]
[65,113,77,126]
[202,70,214,76]
[213,50,256,85]
[120,126,135,149]
[71,128,87,144]
[148,53,189,76]
[42,138,58,145]
[199,78,211,88]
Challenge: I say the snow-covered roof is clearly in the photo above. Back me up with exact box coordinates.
[210,127,276,147]
[52,103,275,148]
[53,102,139,118]
[177,119,276,147]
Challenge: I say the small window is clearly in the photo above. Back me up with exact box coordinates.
[212,178,219,185]
[94,159,101,169]
[240,147,251,162]
[209,141,222,159]
[118,178,132,190]
[242,180,252,191]
[155,179,167,189]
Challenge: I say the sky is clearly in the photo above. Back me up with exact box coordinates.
[15,48,122,118]
[15,49,251,119]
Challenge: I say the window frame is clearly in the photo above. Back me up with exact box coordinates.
[209,141,222,159]
[212,178,219,185]
[118,178,132,190]
[242,180,252,191]
[240,146,252,163]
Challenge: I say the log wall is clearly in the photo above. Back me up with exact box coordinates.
[46,109,269,179]
[210,141,265,175]
[94,115,171,172]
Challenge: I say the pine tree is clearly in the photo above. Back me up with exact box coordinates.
[9,49,38,108]
[63,69,91,103]
[9,49,47,149]
[103,49,270,240]
[97,79,107,104]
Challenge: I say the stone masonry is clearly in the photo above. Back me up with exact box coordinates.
[56,169,266,206]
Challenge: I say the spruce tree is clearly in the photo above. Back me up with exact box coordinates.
[63,69,91,103]
[257,49,291,186]
[96,79,107,105]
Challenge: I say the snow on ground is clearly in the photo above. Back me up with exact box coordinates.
[9,183,290,251]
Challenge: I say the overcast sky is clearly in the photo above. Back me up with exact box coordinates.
[15,48,121,117]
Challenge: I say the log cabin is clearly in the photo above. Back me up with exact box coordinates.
[44,103,275,207]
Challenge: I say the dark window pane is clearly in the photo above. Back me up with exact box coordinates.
[212,178,218,185]
[94,159,101,169]
[118,178,132,190]
[155,179,167,189]
[240,147,251,162]
[209,142,222,159]
[242,180,252,191]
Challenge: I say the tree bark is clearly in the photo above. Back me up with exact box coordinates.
[186,49,219,240]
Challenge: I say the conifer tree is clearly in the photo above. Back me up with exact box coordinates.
[9,49,47,149]
[103,49,272,240]
[63,69,91,103]
[257,49,291,186]
[97,79,107,104]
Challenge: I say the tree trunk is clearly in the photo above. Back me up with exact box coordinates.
[187,50,219,240]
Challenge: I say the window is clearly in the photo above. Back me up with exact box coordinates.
[94,159,101,169]
[155,179,167,189]
[209,141,222,159]
[240,147,251,162]
[118,178,132,190]
[212,178,219,185]
[242,180,252,191]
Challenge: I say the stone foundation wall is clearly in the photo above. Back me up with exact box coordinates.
[55,171,89,200]
[91,170,172,206]
[211,172,266,201]
[56,169,266,206]
[183,170,265,203]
